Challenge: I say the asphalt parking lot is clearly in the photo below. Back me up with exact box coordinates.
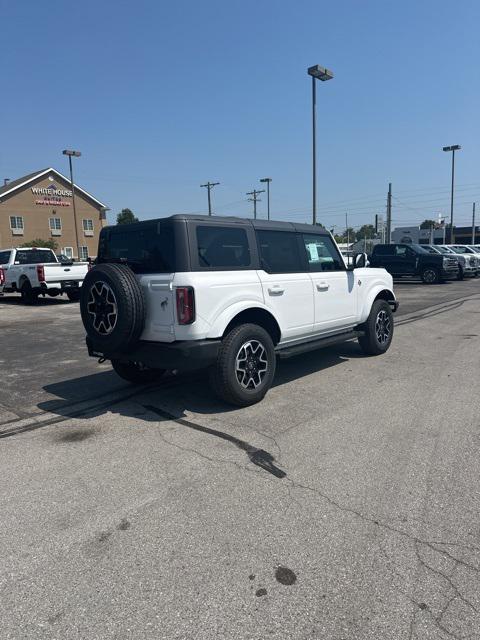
[0,279,479,640]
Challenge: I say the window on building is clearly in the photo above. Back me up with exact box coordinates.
[83,219,94,231]
[79,246,89,261]
[256,230,303,273]
[63,247,74,259]
[49,217,62,231]
[10,216,24,231]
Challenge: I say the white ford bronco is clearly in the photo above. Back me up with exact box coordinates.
[80,215,398,406]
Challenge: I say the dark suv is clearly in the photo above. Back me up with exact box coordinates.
[369,243,459,283]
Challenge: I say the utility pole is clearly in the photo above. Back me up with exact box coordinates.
[386,182,392,244]
[472,202,476,244]
[345,212,350,247]
[200,181,220,216]
[246,189,265,219]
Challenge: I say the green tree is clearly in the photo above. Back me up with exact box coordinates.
[355,224,376,241]
[420,219,436,229]
[117,208,139,225]
[20,238,58,251]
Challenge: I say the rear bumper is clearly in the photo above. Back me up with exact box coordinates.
[40,280,83,290]
[86,337,221,371]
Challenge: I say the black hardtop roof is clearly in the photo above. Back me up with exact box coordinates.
[104,214,330,235]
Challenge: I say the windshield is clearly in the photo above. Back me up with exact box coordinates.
[436,246,453,254]
[14,249,57,264]
[450,246,469,253]
[410,244,430,254]
[424,246,440,254]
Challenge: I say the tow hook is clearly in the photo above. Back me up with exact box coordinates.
[98,357,106,364]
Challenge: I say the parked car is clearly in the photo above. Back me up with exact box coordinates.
[79,215,398,406]
[369,243,458,283]
[0,247,90,304]
[444,245,480,276]
[426,245,475,280]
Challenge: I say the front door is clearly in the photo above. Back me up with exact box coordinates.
[256,230,314,342]
[301,233,357,334]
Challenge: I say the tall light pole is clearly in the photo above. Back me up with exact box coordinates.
[200,181,220,216]
[259,177,272,220]
[62,149,81,259]
[442,145,461,243]
[307,64,333,225]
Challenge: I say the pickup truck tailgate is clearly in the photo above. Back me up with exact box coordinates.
[44,263,89,282]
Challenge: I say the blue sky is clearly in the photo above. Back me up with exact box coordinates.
[1,0,479,231]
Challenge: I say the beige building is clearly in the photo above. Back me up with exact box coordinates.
[0,168,108,259]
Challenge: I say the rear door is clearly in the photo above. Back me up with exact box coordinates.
[301,233,357,334]
[256,230,314,342]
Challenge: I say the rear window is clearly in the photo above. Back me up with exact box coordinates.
[14,250,56,264]
[0,251,11,265]
[196,226,251,268]
[98,221,175,273]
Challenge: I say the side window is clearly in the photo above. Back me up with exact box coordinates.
[395,245,407,257]
[374,245,394,256]
[196,226,251,269]
[0,251,11,265]
[302,234,345,272]
[15,251,32,264]
[256,230,303,273]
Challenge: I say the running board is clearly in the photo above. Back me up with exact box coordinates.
[275,330,364,359]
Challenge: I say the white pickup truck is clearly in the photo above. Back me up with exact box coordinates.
[0,247,90,304]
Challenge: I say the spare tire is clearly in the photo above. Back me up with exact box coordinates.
[80,263,146,353]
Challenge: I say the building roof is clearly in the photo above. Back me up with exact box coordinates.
[0,167,107,209]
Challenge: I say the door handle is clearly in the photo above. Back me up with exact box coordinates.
[268,286,284,296]
[316,282,330,291]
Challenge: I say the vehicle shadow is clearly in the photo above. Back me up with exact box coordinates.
[0,294,72,306]
[35,342,362,479]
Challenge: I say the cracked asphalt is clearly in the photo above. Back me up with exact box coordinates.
[0,279,479,640]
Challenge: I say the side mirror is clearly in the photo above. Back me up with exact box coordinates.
[354,252,369,268]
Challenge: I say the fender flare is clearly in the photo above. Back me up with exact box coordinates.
[206,301,281,339]
[359,286,396,323]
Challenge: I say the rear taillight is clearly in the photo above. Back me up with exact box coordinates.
[176,287,195,324]
[37,265,45,282]
[0,268,4,286]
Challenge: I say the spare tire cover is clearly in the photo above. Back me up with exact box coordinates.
[80,263,146,353]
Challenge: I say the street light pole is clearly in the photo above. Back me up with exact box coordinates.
[259,178,272,220]
[62,149,81,259]
[442,145,461,243]
[307,65,333,225]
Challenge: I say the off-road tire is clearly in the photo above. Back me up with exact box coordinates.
[67,290,81,302]
[20,280,38,305]
[358,300,394,356]
[111,359,166,384]
[210,323,276,407]
[421,266,440,284]
[80,263,146,353]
